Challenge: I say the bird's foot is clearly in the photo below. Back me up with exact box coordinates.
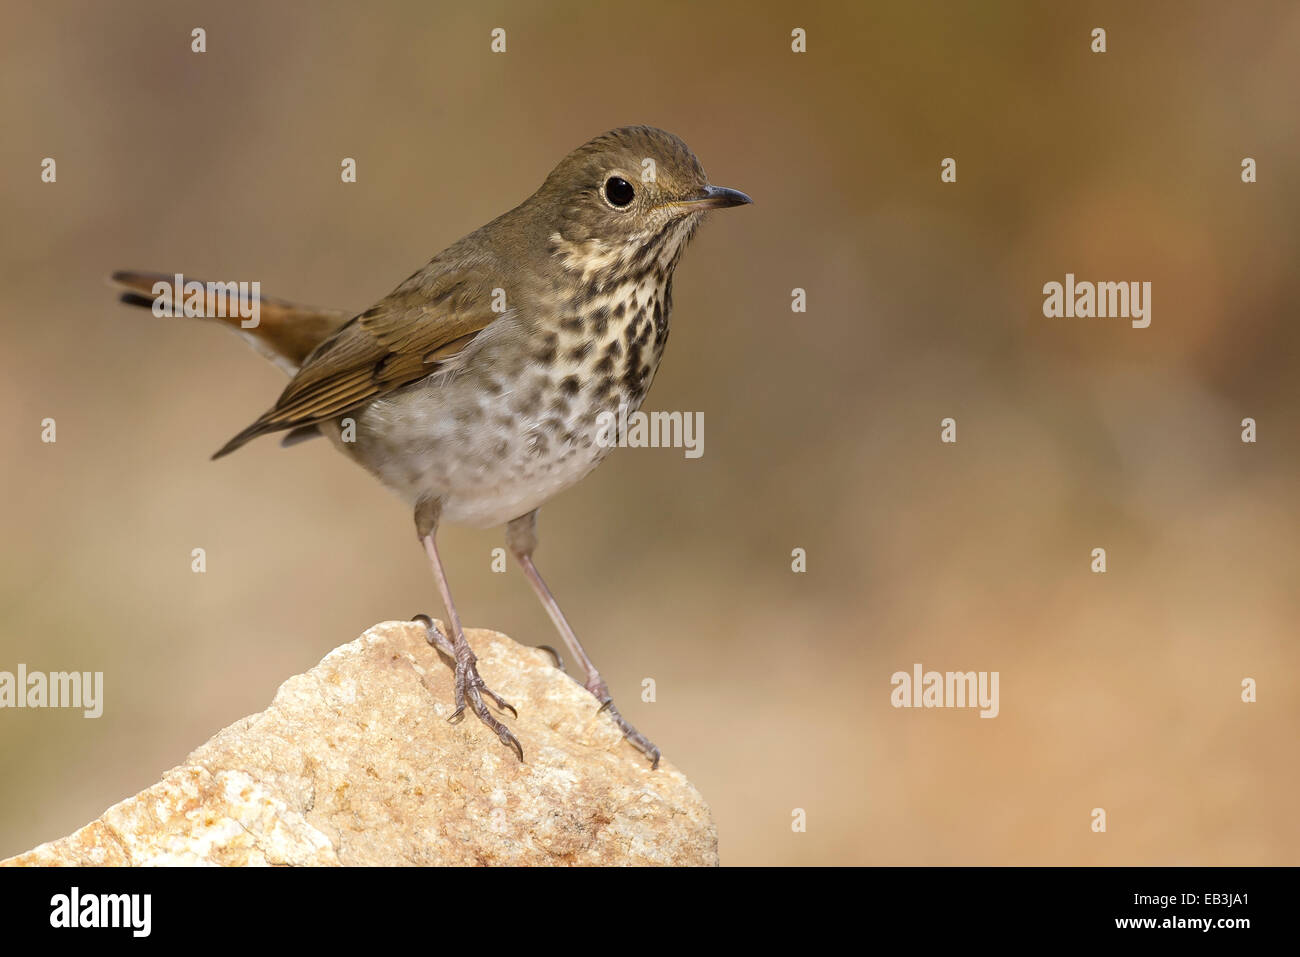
[585,675,661,770]
[412,614,523,762]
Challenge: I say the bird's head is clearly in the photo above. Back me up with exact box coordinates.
[535,126,751,284]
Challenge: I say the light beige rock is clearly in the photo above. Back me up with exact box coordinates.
[3,621,717,866]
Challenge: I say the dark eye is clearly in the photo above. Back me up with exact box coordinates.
[604,176,635,207]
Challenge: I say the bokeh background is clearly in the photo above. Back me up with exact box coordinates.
[2,0,1297,865]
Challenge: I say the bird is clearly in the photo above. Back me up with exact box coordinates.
[112,125,751,767]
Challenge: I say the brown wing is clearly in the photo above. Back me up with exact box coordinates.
[212,264,503,459]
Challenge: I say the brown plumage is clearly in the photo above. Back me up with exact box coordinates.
[112,126,751,766]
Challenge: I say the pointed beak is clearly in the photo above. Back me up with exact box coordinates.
[667,185,753,211]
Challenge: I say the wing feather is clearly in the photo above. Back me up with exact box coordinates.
[212,261,503,458]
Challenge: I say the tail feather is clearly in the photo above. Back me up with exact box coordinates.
[112,270,354,457]
[117,291,157,310]
[110,270,351,375]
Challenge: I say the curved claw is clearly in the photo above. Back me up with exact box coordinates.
[592,693,660,769]
[636,739,662,770]
[618,718,662,769]
[498,727,525,762]
[535,644,565,671]
[470,673,518,718]
[479,687,518,719]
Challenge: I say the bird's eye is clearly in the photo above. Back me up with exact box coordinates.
[604,176,635,208]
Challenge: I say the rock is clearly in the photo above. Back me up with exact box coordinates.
[2,621,717,866]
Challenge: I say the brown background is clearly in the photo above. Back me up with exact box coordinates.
[1,0,1297,864]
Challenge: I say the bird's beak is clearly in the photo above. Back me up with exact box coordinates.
[667,185,753,211]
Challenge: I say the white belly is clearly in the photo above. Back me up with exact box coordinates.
[324,278,668,528]
[331,362,630,529]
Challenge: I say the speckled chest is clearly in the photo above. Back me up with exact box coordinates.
[336,273,675,527]
[538,273,674,418]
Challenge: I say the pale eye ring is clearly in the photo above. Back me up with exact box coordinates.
[604,176,635,208]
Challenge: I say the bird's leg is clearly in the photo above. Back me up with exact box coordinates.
[506,510,660,769]
[415,498,523,762]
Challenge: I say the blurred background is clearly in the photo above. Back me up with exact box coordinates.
[1,0,1297,865]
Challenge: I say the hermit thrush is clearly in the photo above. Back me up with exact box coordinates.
[112,126,750,767]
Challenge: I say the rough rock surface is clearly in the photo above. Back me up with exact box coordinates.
[3,621,717,866]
